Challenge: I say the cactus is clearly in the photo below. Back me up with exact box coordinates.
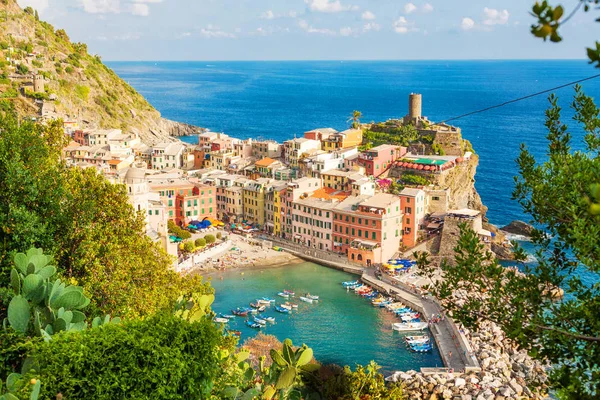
[174,293,214,322]
[3,248,117,339]
[0,374,41,400]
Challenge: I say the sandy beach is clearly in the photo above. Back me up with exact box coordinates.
[186,231,303,278]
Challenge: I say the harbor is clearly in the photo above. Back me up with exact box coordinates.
[209,262,444,374]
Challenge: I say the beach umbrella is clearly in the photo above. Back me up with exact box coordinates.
[417,164,424,170]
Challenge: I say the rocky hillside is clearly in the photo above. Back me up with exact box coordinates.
[0,0,199,144]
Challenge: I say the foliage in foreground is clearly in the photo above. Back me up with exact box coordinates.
[424,88,600,399]
[0,115,208,319]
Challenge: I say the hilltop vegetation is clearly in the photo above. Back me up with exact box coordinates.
[0,0,196,144]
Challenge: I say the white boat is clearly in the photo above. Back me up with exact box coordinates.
[257,299,272,305]
[405,335,429,342]
[280,304,292,310]
[392,322,428,332]
[253,317,267,325]
[299,296,313,304]
[306,294,319,300]
[406,337,430,345]
[214,317,229,323]
[278,292,289,298]
[264,316,276,323]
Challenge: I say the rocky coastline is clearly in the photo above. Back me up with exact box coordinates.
[389,319,548,399]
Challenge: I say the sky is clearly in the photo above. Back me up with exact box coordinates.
[16,0,597,61]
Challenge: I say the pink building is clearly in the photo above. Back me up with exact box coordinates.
[332,193,402,266]
[357,145,407,177]
[399,188,427,249]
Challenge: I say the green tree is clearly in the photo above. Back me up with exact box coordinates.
[427,88,600,399]
[204,234,216,244]
[195,238,206,248]
[16,64,29,75]
[530,0,600,66]
[183,241,195,253]
[0,115,208,319]
[348,110,362,129]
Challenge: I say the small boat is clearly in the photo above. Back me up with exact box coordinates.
[214,317,229,323]
[392,322,428,332]
[306,294,319,300]
[250,302,261,309]
[409,343,433,352]
[278,292,290,298]
[400,314,420,322]
[405,336,430,345]
[246,320,262,329]
[219,313,236,319]
[253,316,267,325]
[280,304,292,311]
[257,299,272,305]
[261,297,276,303]
[342,280,359,287]
[299,296,313,304]
[283,290,295,296]
[232,309,248,317]
[257,305,267,312]
[227,330,241,337]
[275,305,290,313]
[264,316,276,323]
[284,302,298,309]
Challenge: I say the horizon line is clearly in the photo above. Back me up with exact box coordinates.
[104,58,590,63]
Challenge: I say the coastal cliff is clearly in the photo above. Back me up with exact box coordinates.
[0,0,201,144]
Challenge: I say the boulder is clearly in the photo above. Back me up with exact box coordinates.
[500,220,534,237]
[455,378,466,388]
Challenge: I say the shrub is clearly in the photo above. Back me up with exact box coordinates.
[183,241,195,253]
[64,66,74,74]
[204,234,216,244]
[16,64,29,75]
[216,232,222,240]
[26,313,224,400]
[0,88,18,99]
[399,172,431,186]
[195,238,206,248]
[75,84,90,101]
[31,60,43,68]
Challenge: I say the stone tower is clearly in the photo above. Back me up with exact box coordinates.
[33,74,44,93]
[408,93,422,120]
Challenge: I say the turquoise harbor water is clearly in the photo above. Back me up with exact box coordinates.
[209,262,442,373]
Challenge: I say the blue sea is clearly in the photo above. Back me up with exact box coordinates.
[108,60,600,227]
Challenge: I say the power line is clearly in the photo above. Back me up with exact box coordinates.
[440,73,600,124]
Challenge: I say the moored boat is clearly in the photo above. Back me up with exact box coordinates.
[261,297,276,303]
[405,335,430,345]
[257,305,267,312]
[342,280,359,287]
[214,317,229,323]
[306,294,319,300]
[280,303,292,311]
[232,308,248,317]
[277,292,289,298]
[283,290,295,296]
[392,322,428,332]
[257,299,272,305]
[299,296,313,304]
[264,316,276,323]
[275,305,290,313]
[253,316,267,325]
[250,302,260,309]
[246,320,262,329]
[219,313,236,319]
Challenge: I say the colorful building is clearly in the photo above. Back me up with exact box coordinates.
[332,193,403,266]
[322,128,363,152]
[243,178,272,226]
[399,187,426,249]
[357,144,407,177]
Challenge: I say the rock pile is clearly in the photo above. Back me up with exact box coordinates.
[388,320,549,399]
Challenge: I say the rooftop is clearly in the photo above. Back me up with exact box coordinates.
[400,187,424,197]
[255,157,278,167]
[359,193,399,209]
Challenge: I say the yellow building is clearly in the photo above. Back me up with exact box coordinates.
[322,128,363,151]
[243,178,271,226]
[321,169,367,192]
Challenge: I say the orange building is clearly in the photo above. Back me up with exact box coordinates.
[149,179,216,226]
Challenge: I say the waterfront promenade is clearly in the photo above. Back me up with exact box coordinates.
[264,236,480,373]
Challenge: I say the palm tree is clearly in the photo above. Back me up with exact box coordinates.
[347,110,362,129]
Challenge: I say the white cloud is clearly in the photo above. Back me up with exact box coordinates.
[482,7,509,25]
[393,16,416,34]
[404,3,417,14]
[17,0,49,12]
[79,0,120,14]
[199,25,236,39]
[298,19,336,35]
[130,3,148,16]
[260,10,275,20]
[305,0,358,13]
[361,11,375,20]
[363,22,380,32]
[339,27,353,36]
[423,3,433,13]
[461,17,475,31]
[78,0,161,16]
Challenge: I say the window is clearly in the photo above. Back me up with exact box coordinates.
[405,207,412,214]
[352,217,355,223]
[407,198,411,203]
[432,196,440,201]
[148,210,152,215]
[209,207,213,213]
[406,218,411,225]
[202,208,205,214]
[194,200,198,206]
[345,227,349,234]
[358,230,362,237]
[326,234,330,240]
[384,233,387,240]
[358,218,362,224]
[395,229,399,237]
[194,210,198,216]
[168,200,173,207]
[351,228,355,235]
[169,210,173,217]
